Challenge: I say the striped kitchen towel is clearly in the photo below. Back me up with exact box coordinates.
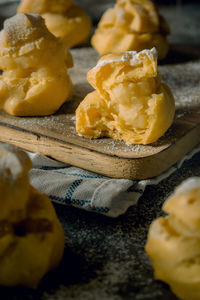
[28,145,200,218]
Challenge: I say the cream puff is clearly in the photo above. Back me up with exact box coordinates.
[146,177,200,300]
[91,0,170,60]
[0,13,73,116]
[76,48,175,145]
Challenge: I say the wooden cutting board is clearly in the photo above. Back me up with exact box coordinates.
[0,47,200,180]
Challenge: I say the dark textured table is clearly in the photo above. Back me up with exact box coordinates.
[4,152,200,299]
[0,1,200,299]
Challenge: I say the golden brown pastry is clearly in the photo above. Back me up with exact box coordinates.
[0,13,73,116]
[0,143,65,288]
[91,0,170,60]
[145,177,200,300]
[17,0,92,48]
[76,48,175,145]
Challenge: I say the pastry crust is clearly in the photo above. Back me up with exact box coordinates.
[0,13,73,116]
[76,48,175,145]
[91,0,170,60]
[145,177,200,300]
[18,0,92,48]
[0,143,65,288]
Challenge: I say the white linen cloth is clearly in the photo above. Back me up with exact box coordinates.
[28,144,200,217]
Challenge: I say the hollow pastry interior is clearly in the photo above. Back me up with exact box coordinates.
[0,143,65,288]
[0,12,73,116]
[145,177,200,300]
[76,48,175,145]
[17,0,92,48]
[91,0,170,60]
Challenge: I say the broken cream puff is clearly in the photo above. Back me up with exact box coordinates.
[145,177,200,300]
[0,13,73,116]
[76,48,175,145]
[0,143,65,288]
[17,0,92,48]
[91,0,170,60]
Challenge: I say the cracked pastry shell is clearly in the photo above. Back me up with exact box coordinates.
[76,48,175,145]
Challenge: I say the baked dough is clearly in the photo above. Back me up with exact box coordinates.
[0,13,73,116]
[76,48,175,145]
[0,143,65,288]
[17,0,92,48]
[91,0,170,60]
[145,177,200,300]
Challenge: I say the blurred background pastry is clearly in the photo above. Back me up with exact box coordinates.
[0,143,65,288]
[76,48,175,145]
[146,177,200,300]
[91,0,170,60]
[0,12,73,116]
[17,0,92,48]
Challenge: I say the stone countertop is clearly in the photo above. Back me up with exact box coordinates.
[0,2,200,299]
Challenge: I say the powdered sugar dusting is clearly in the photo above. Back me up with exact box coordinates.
[4,13,42,44]
[94,48,157,69]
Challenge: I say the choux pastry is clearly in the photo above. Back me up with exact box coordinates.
[76,48,175,145]
[0,143,65,288]
[0,13,73,116]
[17,0,92,48]
[145,177,200,300]
[91,0,170,60]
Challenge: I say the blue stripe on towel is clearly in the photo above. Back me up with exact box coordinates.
[49,179,110,213]
[65,179,83,199]
[53,170,104,179]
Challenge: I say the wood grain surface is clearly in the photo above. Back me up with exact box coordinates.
[0,47,200,179]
